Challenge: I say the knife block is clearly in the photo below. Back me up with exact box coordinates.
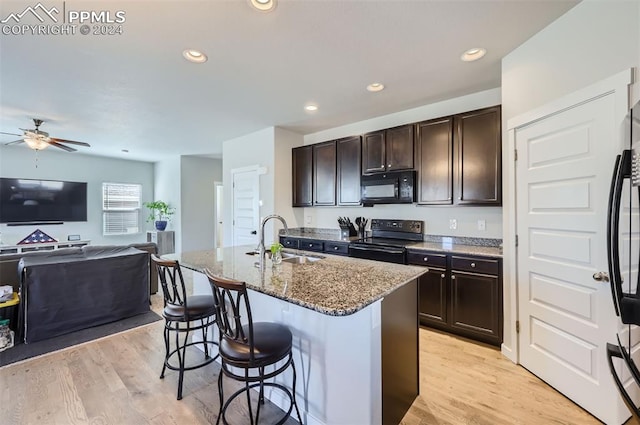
[339,224,358,238]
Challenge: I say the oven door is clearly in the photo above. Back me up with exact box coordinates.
[348,244,406,264]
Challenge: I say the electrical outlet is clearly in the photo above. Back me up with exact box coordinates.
[305,215,312,225]
[478,220,486,231]
[449,219,457,230]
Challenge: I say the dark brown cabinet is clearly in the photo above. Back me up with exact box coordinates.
[292,145,313,207]
[362,124,414,174]
[417,106,501,206]
[416,117,454,205]
[313,141,337,206]
[455,106,502,205]
[336,136,362,206]
[408,250,503,346]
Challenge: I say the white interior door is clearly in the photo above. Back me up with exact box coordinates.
[232,168,259,247]
[514,92,626,424]
[215,182,223,248]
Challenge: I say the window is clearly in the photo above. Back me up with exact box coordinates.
[102,183,142,235]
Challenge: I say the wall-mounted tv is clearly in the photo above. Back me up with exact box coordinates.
[0,178,87,224]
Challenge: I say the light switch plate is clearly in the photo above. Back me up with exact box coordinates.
[449,219,457,230]
[477,220,486,231]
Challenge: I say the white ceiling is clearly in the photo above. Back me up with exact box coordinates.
[0,0,578,162]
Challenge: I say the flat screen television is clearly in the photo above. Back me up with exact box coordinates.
[0,178,87,223]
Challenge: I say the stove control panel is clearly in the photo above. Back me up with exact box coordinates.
[370,219,423,234]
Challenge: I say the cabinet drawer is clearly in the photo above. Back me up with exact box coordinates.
[299,239,324,252]
[280,237,299,249]
[407,251,447,268]
[324,242,349,256]
[451,256,500,275]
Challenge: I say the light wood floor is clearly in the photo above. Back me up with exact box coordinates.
[0,291,628,424]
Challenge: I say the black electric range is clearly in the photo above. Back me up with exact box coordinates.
[348,219,424,264]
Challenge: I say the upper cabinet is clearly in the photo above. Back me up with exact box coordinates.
[292,105,501,208]
[362,124,414,174]
[313,141,337,206]
[292,145,313,207]
[416,106,501,206]
[416,117,454,205]
[455,106,502,205]
[337,136,362,206]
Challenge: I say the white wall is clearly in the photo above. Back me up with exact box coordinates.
[154,158,181,250]
[303,88,503,238]
[274,127,304,228]
[0,146,154,246]
[180,156,222,252]
[500,0,640,361]
[222,128,276,247]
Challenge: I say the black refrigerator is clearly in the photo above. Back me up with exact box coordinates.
[607,98,640,419]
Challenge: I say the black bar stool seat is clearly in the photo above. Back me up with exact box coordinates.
[152,255,219,400]
[205,270,303,425]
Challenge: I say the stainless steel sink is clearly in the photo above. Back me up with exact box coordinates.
[281,252,323,264]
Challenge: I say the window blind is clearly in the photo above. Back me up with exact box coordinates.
[102,183,141,235]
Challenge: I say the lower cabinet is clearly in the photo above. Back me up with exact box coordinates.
[279,236,349,256]
[408,250,503,346]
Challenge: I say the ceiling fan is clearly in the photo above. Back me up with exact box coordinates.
[1,119,90,152]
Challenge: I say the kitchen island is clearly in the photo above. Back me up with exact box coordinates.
[165,245,427,425]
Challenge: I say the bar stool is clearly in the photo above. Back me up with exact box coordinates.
[151,255,218,400]
[205,270,303,425]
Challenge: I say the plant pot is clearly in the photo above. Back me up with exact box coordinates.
[155,220,168,231]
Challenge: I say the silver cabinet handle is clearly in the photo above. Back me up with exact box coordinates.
[388,164,392,167]
[309,243,313,247]
[471,263,476,268]
[441,273,445,278]
[423,257,428,262]
[334,246,339,250]
[592,271,610,282]
[451,275,456,280]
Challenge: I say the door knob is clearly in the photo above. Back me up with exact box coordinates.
[592,271,610,282]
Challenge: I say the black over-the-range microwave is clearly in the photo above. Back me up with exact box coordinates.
[360,170,416,205]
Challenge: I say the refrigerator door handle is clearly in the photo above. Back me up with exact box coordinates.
[607,152,626,317]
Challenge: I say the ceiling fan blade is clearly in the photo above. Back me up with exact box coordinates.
[48,141,77,152]
[4,139,25,145]
[50,137,90,147]
[0,131,22,136]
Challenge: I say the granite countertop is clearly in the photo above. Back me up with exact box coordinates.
[406,241,503,258]
[281,228,503,258]
[165,246,426,317]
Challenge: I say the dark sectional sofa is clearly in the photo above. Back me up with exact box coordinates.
[0,242,159,343]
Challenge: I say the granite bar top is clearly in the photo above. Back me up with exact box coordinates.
[165,246,426,317]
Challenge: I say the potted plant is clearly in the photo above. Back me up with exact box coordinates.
[143,200,175,231]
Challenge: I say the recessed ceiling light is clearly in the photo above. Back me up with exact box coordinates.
[182,49,208,63]
[249,0,276,12]
[461,47,486,62]
[304,104,318,112]
[366,83,385,92]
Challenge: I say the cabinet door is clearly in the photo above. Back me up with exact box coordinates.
[416,117,453,205]
[386,124,414,171]
[454,106,502,205]
[419,267,448,327]
[337,136,362,206]
[362,130,386,174]
[313,141,337,206]
[449,270,502,345]
[292,145,313,207]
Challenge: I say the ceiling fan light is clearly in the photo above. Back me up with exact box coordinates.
[24,137,50,150]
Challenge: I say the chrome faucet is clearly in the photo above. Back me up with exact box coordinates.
[257,214,289,269]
